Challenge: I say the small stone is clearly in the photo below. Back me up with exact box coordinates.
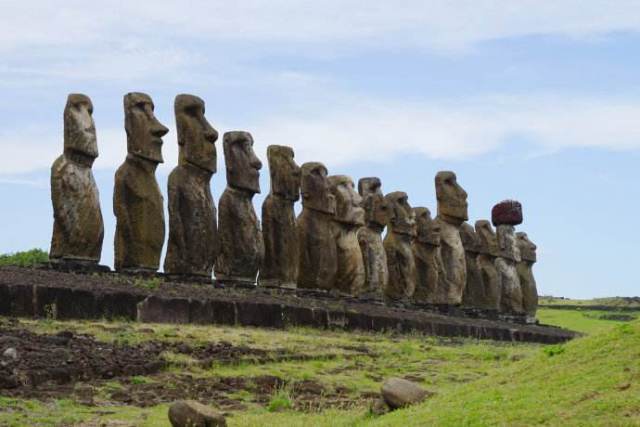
[2,347,17,360]
[381,377,429,409]
[370,398,390,415]
[168,400,226,427]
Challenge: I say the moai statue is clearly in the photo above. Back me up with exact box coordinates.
[492,200,525,315]
[434,171,468,305]
[328,175,365,296]
[411,207,442,305]
[164,94,219,281]
[259,145,301,288]
[517,231,538,321]
[114,93,169,273]
[50,94,106,271]
[215,131,264,285]
[383,192,416,303]
[460,222,484,310]
[357,178,389,301]
[475,220,502,313]
[296,162,337,291]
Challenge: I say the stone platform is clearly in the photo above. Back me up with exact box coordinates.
[0,266,577,344]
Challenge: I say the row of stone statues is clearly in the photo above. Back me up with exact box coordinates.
[50,93,538,320]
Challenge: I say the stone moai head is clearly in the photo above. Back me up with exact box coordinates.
[385,191,416,237]
[435,171,468,225]
[223,131,262,194]
[475,220,499,257]
[460,222,480,254]
[300,162,336,214]
[358,177,389,230]
[175,94,218,173]
[64,94,98,162]
[516,232,537,263]
[267,145,301,201]
[328,175,365,226]
[413,207,440,245]
[124,92,169,163]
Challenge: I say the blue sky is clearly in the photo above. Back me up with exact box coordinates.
[1,1,639,298]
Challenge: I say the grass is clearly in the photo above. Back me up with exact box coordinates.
[0,248,48,267]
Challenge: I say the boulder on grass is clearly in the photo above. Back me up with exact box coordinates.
[168,400,226,427]
[381,377,429,409]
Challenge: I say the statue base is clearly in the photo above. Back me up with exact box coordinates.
[48,259,110,274]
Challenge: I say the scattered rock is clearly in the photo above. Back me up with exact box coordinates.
[370,398,390,415]
[2,347,18,360]
[381,377,429,409]
[168,400,226,427]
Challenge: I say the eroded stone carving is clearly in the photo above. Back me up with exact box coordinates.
[517,231,538,319]
[495,223,524,315]
[411,207,442,305]
[434,171,468,305]
[164,94,219,280]
[215,131,264,284]
[114,92,168,272]
[50,94,105,269]
[460,222,484,309]
[328,175,365,295]
[475,220,501,312]
[357,178,389,300]
[383,192,416,303]
[259,145,301,288]
[296,162,337,290]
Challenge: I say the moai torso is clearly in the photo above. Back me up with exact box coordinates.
[517,231,538,319]
[493,200,525,315]
[50,94,104,264]
[164,94,219,279]
[412,207,442,305]
[475,220,501,311]
[357,177,389,300]
[215,131,264,283]
[434,171,468,305]
[460,222,483,309]
[329,175,365,296]
[296,162,337,290]
[260,145,301,288]
[114,93,168,272]
[383,192,416,303]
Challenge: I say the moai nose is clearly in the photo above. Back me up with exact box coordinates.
[152,122,169,138]
[205,128,218,143]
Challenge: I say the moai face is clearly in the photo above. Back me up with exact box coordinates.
[413,207,440,245]
[64,93,98,160]
[516,232,537,263]
[268,145,301,201]
[300,162,336,214]
[475,220,499,256]
[175,94,218,173]
[358,177,389,229]
[328,175,365,226]
[435,171,468,224]
[497,225,521,262]
[124,92,169,163]
[459,222,480,253]
[224,131,262,194]
[385,191,416,237]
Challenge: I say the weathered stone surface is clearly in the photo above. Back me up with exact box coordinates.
[496,224,524,314]
[381,377,429,409]
[492,199,523,226]
[357,178,389,300]
[164,94,219,279]
[412,207,442,305]
[114,92,168,272]
[460,222,484,309]
[50,94,104,266]
[383,192,416,302]
[215,131,264,284]
[434,171,468,305]
[517,231,538,319]
[168,400,226,427]
[259,145,301,288]
[475,220,502,311]
[297,162,337,290]
[329,175,365,296]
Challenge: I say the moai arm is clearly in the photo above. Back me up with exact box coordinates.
[167,175,187,258]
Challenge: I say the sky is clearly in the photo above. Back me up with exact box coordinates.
[1,0,639,298]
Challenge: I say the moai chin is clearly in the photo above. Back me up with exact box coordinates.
[412,207,442,305]
[114,92,169,273]
[357,177,389,301]
[493,200,524,315]
[460,222,484,310]
[215,131,264,284]
[328,175,365,296]
[383,191,416,303]
[164,94,219,280]
[259,145,301,288]
[475,220,502,312]
[516,231,538,321]
[296,162,337,290]
[434,171,468,306]
[50,94,105,270]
